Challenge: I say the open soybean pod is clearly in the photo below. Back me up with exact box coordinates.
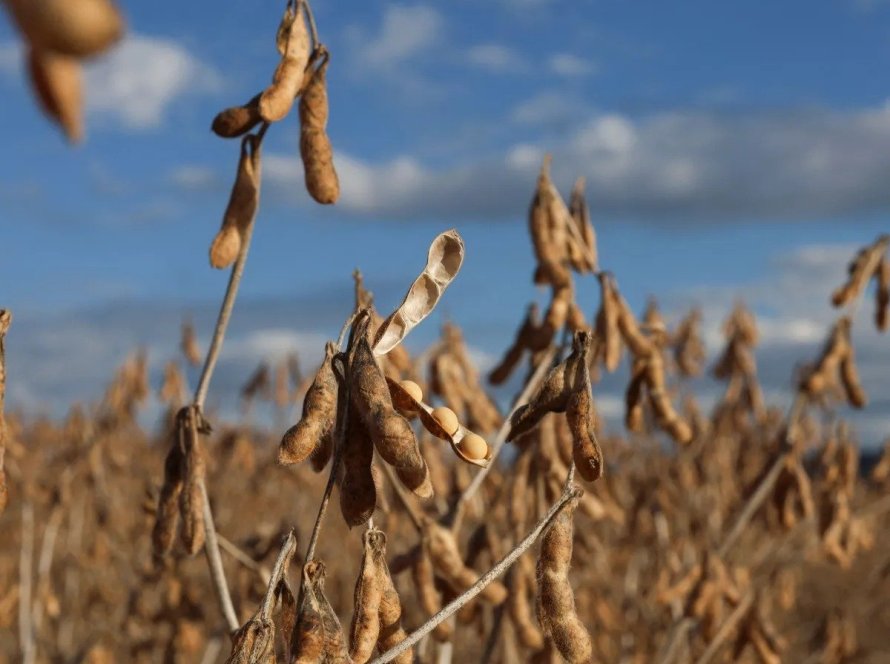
[536,497,592,664]
[258,1,311,123]
[349,530,385,663]
[6,0,124,58]
[210,134,262,269]
[279,342,337,465]
[387,377,492,468]
[349,313,433,498]
[26,49,83,143]
[372,229,465,356]
[299,49,340,205]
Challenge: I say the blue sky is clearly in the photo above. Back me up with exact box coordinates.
[1,1,889,443]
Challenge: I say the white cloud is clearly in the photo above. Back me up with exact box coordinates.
[511,91,586,125]
[84,34,221,129]
[466,44,526,73]
[356,4,443,70]
[549,53,597,77]
[257,101,890,222]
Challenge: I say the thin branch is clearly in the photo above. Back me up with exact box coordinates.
[694,591,755,664]
[200,480,240,632]
[369,482,583,664]
[217,533,272,585]
[449,343,559,529]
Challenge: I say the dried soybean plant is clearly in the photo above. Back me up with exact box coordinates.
[151,0,343,635]
[2,0,125,142]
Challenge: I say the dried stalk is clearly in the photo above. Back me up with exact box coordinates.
[31,506,64,639]
[369,476,582,664]
[693,591,755,664]
[200,480,239,632]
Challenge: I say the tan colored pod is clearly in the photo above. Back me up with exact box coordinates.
[509,555,544,651]
[595,273,623,372]
[225,618,276,664]
[374,230,465,356]
[535,499,592,663]
[831,235,889,307]
[565,382,604,482]
[301,127,340,204]
[489,304,539,385]
[258,3,310,122]
[211,93,263,138]
[374,535,413,664]
[423,518,508,604]
[7,0,124,58]
[508,332,590,442]
[279,342,337,465]
[210,134,262,269]
[27,49,83,143]
[339,402,379,527]
[412,543,451,642]
[151,431,185,558]
[568,176,598,273]
[349,314,432,498]
[349,530,385,663]
[179,422,206,556]
[299,46,338,205]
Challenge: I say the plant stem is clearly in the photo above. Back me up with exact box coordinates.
[200,480,240,632]
[217,533,272,584]
[369,481,582,664]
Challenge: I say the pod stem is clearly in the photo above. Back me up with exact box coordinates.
[369,470,581,664]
